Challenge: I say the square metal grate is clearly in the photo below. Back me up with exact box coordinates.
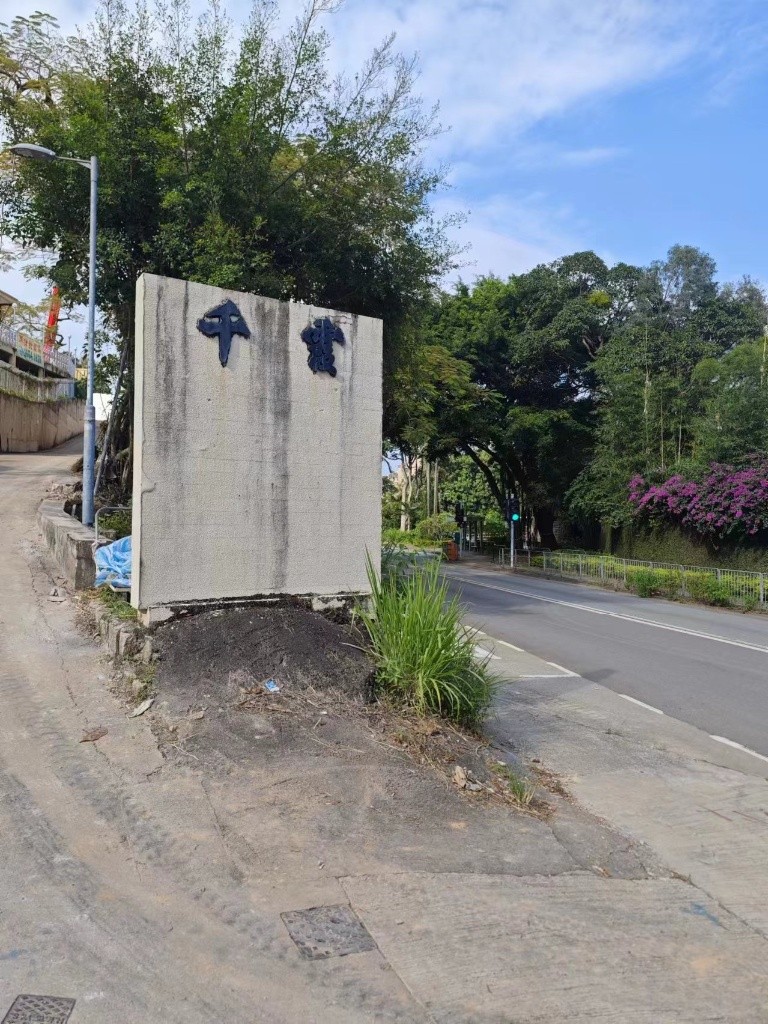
[2,995,75,1024]
[281,904,376,959]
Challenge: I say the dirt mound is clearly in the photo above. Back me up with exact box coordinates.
[155,605,374,702]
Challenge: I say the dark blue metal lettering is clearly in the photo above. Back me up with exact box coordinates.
[197,299,251,367]
[301,317,345,377]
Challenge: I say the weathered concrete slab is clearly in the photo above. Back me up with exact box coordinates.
[132,274,382,611]
[37,500,95,589]
[573,764,768,939]
[344,871,768,1023]
[482,641,768,942]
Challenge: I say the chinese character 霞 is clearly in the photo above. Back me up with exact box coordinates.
[301,317,345,377]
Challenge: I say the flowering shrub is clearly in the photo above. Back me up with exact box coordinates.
[628,457,768,539]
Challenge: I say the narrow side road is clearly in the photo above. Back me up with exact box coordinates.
[444,560,768,758]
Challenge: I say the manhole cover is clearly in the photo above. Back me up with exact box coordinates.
[281,904,376,959]
[2,995,75,1024]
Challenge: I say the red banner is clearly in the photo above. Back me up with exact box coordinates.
[43,286,61,353]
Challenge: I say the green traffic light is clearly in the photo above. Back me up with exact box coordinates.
[511,513,520,521]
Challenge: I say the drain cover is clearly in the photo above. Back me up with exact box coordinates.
[281,904,376,959]
[2,996,75,1024]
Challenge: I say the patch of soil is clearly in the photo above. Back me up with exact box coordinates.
[151,604,550,815]
[156,605,374,701]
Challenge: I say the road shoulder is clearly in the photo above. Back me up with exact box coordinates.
[479,629,768,943]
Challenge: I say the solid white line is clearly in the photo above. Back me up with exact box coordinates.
[473,645,501,660]
[546,660,579,677]
[488,636,525,653]
[444,573,768,654]
[521,673,574,679]
[709,735,768,765]
[619,694,664,715]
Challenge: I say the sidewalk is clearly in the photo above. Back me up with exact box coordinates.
[479,629,768,938]
[1,443,767,1022]
[344,632,768,1022]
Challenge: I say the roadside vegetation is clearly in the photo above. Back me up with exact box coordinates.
[86,585,137,621]
[521,550,763,609]
[358,556,495,727]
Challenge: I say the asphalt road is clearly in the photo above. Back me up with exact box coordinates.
[443,561,768,759]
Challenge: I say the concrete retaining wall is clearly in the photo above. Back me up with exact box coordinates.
[37,501,96,589]
[0,392,84,452]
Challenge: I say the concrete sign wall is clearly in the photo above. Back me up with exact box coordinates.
[131,274,382,612]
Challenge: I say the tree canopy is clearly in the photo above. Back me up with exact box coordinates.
[2,8,765,551]
[1,0,455,489]
[388,246,767,550]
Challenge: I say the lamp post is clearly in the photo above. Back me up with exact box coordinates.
[9,143,99,526]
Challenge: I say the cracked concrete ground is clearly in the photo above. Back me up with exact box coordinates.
[1,440,767,1022]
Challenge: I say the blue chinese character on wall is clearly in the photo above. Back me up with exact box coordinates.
[301,317,345,377]
[197,299,251,367]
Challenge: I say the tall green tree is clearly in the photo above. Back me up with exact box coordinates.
[567,246,768,531]
[693,338,768,462]
[403,253,643,546]
[0,0,455,491]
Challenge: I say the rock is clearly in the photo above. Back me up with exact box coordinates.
[80,726,108,743]
[189,710,205,721]
[452,765,467,789]
[129,698,154,718]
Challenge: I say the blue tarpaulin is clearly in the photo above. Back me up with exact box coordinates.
[95,535,132,590]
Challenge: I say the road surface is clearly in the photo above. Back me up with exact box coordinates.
[444,560,768,759]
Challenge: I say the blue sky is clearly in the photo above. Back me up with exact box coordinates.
[3,0,768,331]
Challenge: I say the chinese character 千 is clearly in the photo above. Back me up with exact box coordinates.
[197,299,251,367]
[301,317,345,377]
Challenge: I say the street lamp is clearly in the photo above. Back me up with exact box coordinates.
[9,143,99,527]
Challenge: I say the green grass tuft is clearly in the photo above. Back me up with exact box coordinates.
[492,762,538,806]
[93,587,137,621]
[358,555,496,727]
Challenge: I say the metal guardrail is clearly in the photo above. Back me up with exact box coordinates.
[0,363,75,400]
[494,547,767,608]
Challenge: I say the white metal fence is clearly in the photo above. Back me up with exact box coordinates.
[494,547,767,608]
[0,363,75,401]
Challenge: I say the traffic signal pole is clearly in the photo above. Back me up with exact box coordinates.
[505,493,520,569]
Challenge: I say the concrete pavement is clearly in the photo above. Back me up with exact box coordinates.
[473,630,768,946]
[0,441,419,1023]
[2,444,768,1022]
[444,559,768,758]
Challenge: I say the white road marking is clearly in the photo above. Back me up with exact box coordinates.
[709,735,768,765]
[546,660,579,677]
[619,694,664,714]
[444,573,768,654]
[483,635,525,653]
[521,673,575,679]
[473,645,500,660]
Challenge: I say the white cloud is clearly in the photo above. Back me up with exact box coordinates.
[324,0,699,155]
[436,192,580,282]
[1,0,761,295]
